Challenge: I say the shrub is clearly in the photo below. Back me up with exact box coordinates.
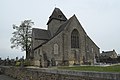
[24,60,30,66]
[15,61,21,66]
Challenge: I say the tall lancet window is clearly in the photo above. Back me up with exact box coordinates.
[71,29,79,48]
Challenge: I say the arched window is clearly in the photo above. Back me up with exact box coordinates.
[71,29,79,48]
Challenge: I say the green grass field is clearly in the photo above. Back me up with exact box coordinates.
[58,65,120,72]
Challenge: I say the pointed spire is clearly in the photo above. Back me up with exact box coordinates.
[47,8,67,25]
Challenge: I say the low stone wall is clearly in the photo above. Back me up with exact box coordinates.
[0,66,120,80]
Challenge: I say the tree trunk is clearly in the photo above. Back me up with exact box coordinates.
[26,50,29,59]
[26,25,29,59]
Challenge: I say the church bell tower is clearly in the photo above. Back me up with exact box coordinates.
[47,8,67,37]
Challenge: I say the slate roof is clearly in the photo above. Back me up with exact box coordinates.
[33,8,99,51]
[33,16,71,50]
[54,15,78,36]
[32,28,51,40]
[54,18,71,36]
[47,8,67,25]
[100,50,117,58]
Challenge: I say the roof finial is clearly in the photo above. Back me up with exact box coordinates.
[55,4,56,7]
[54,0,57,8]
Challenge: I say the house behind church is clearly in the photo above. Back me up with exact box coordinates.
[30,8,100,67]
[100,49,117,59]
[100,49,118,63]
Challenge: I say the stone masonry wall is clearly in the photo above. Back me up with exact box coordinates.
[1,66,120,80]
[33,30,64,67]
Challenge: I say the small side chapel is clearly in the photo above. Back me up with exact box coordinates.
[31,8,100,67]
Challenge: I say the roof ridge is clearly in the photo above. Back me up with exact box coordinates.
[47,8,67,25]
[34,17,72,50]
[54,15,75,35]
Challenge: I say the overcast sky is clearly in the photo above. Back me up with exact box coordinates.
[0,0,120,59]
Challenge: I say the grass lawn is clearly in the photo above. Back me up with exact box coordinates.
[58,65,120,72]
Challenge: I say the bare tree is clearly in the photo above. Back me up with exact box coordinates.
[10,20,34,59]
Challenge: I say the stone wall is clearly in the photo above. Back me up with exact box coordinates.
[33,31,64,67]
[1,66,120,80]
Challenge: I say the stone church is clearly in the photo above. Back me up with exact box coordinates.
[31,8,100,67]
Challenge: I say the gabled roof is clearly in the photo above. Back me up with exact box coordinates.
[100,50,117,57]
[54,16,72,35]
[32,28,51,40]
[55,15,80,36]
[34,15,88,50]
[47,8,67,25]
[33,10,99,51]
